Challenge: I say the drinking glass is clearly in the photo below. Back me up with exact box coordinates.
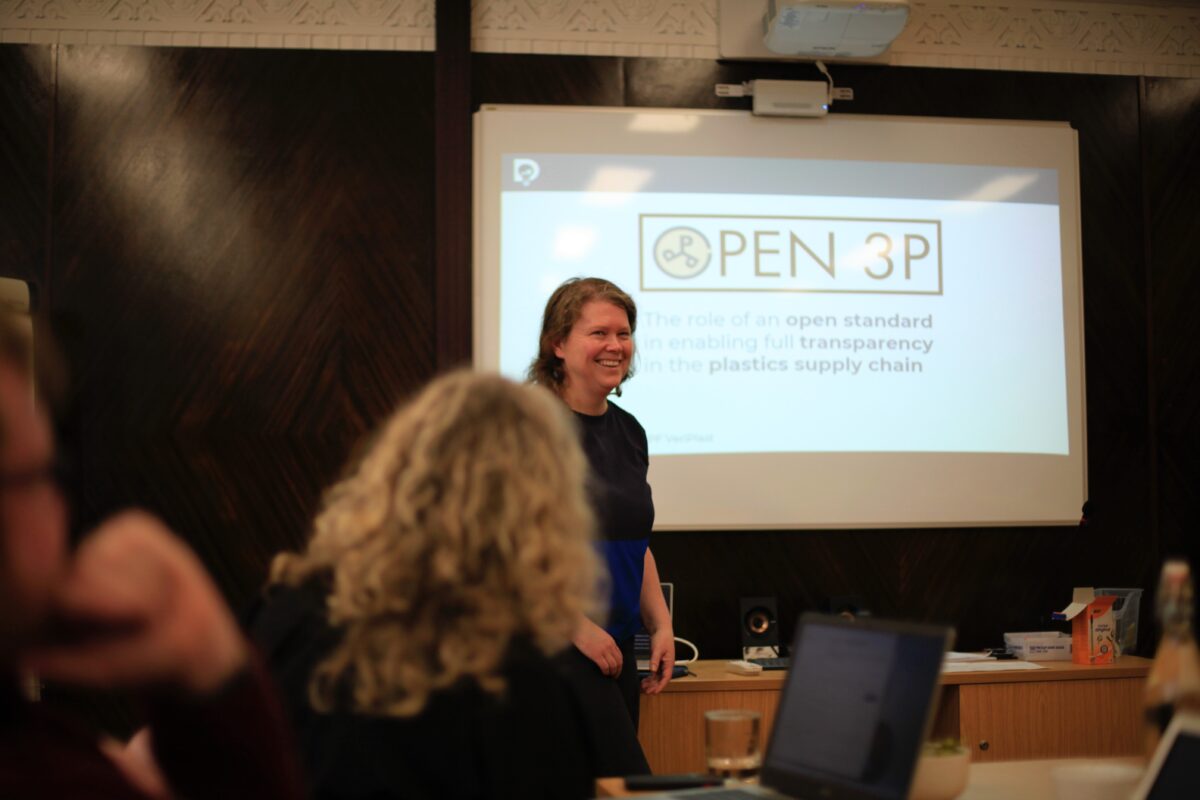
[704,709,762,781]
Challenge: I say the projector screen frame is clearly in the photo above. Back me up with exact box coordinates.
[473,104,1087,531]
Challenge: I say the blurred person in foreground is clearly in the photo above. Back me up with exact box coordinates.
[250,371,604,799]
[0,313,302,798]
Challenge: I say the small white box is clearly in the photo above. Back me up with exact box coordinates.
[1004,631,1072,661]
[752,79,829,117]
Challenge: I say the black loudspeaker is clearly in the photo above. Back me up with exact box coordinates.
[740,596,780,659]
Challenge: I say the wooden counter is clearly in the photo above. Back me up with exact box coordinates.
[597,756,1148,797]
[638,657,1152,774]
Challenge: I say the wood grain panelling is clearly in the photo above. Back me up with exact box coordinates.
[435,0,472,369]
[47,46,437,612]
[956,678,1144,761]
[0,46,51,291]
[473,54,625,108]
[1143,78,1200,574]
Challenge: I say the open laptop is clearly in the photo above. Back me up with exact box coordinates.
[656,612,953,800]
[1133,710,1200,799]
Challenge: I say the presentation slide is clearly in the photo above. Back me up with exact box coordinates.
[498,155,1068,457]
[475,107,1086,529]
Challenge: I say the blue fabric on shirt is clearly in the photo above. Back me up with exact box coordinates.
[574,402,655,642]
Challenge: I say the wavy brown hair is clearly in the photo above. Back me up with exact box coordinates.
[271,370,603,717]
[527,277,638,396]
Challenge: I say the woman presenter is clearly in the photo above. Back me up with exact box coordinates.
[530,277,674,769]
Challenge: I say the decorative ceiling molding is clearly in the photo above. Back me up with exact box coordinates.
[0,0,1197,77]
[894,1,1200,77]
[472,0,718,58]
[0,0,437,50]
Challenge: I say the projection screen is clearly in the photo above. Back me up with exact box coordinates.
[474,105,1086,530]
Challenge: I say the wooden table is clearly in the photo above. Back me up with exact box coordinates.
[595,757,1147,798]
[637,657,1151,774]
[933,656,1150,763]
[957,757,1144,800]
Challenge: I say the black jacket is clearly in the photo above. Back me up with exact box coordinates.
[248,581,597,800]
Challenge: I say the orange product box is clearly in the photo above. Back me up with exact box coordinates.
[1053,588,1120,665]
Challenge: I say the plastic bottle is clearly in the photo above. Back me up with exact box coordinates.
[1144,559,1200,758]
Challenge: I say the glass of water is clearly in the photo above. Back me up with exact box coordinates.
[704,709,763,781]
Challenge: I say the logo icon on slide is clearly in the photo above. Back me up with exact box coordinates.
[653,227,711,279]
[512,158,541,187]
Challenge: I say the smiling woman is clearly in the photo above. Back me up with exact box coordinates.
[528,277,639,401]
[528,277,675,776]
[554,300,634,414]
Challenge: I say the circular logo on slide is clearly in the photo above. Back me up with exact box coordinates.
[654,227,711,279]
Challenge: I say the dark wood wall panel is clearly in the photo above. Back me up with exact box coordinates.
[435,0,472,369]
[46,46,436,611]
[1144,77,1200,572]
[0,46,52,293]
[474,53,625,106]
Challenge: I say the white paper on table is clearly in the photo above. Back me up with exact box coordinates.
[945,651,992,662]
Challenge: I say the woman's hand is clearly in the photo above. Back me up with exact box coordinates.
[641,626,675,694]
[639,548,674,694]
[572,617,623,677]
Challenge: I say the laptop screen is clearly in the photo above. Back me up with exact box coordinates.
[1146,733,1200,799]
[761,614,951,800]
[1141,712,1200,799]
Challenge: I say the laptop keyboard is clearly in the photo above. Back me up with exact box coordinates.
[748,656,790,670]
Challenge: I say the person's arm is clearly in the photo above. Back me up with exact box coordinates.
[23,511,247,692]
[572,615,624,677]
[23,511,304,800]
[639,549,674,694]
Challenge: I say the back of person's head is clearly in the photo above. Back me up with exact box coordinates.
[528,277,638,394]
[272,370,602,716]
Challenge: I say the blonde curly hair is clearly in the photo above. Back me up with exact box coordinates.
[271,370,603,717]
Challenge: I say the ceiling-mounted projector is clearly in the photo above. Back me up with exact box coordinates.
[764,0,910,58]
